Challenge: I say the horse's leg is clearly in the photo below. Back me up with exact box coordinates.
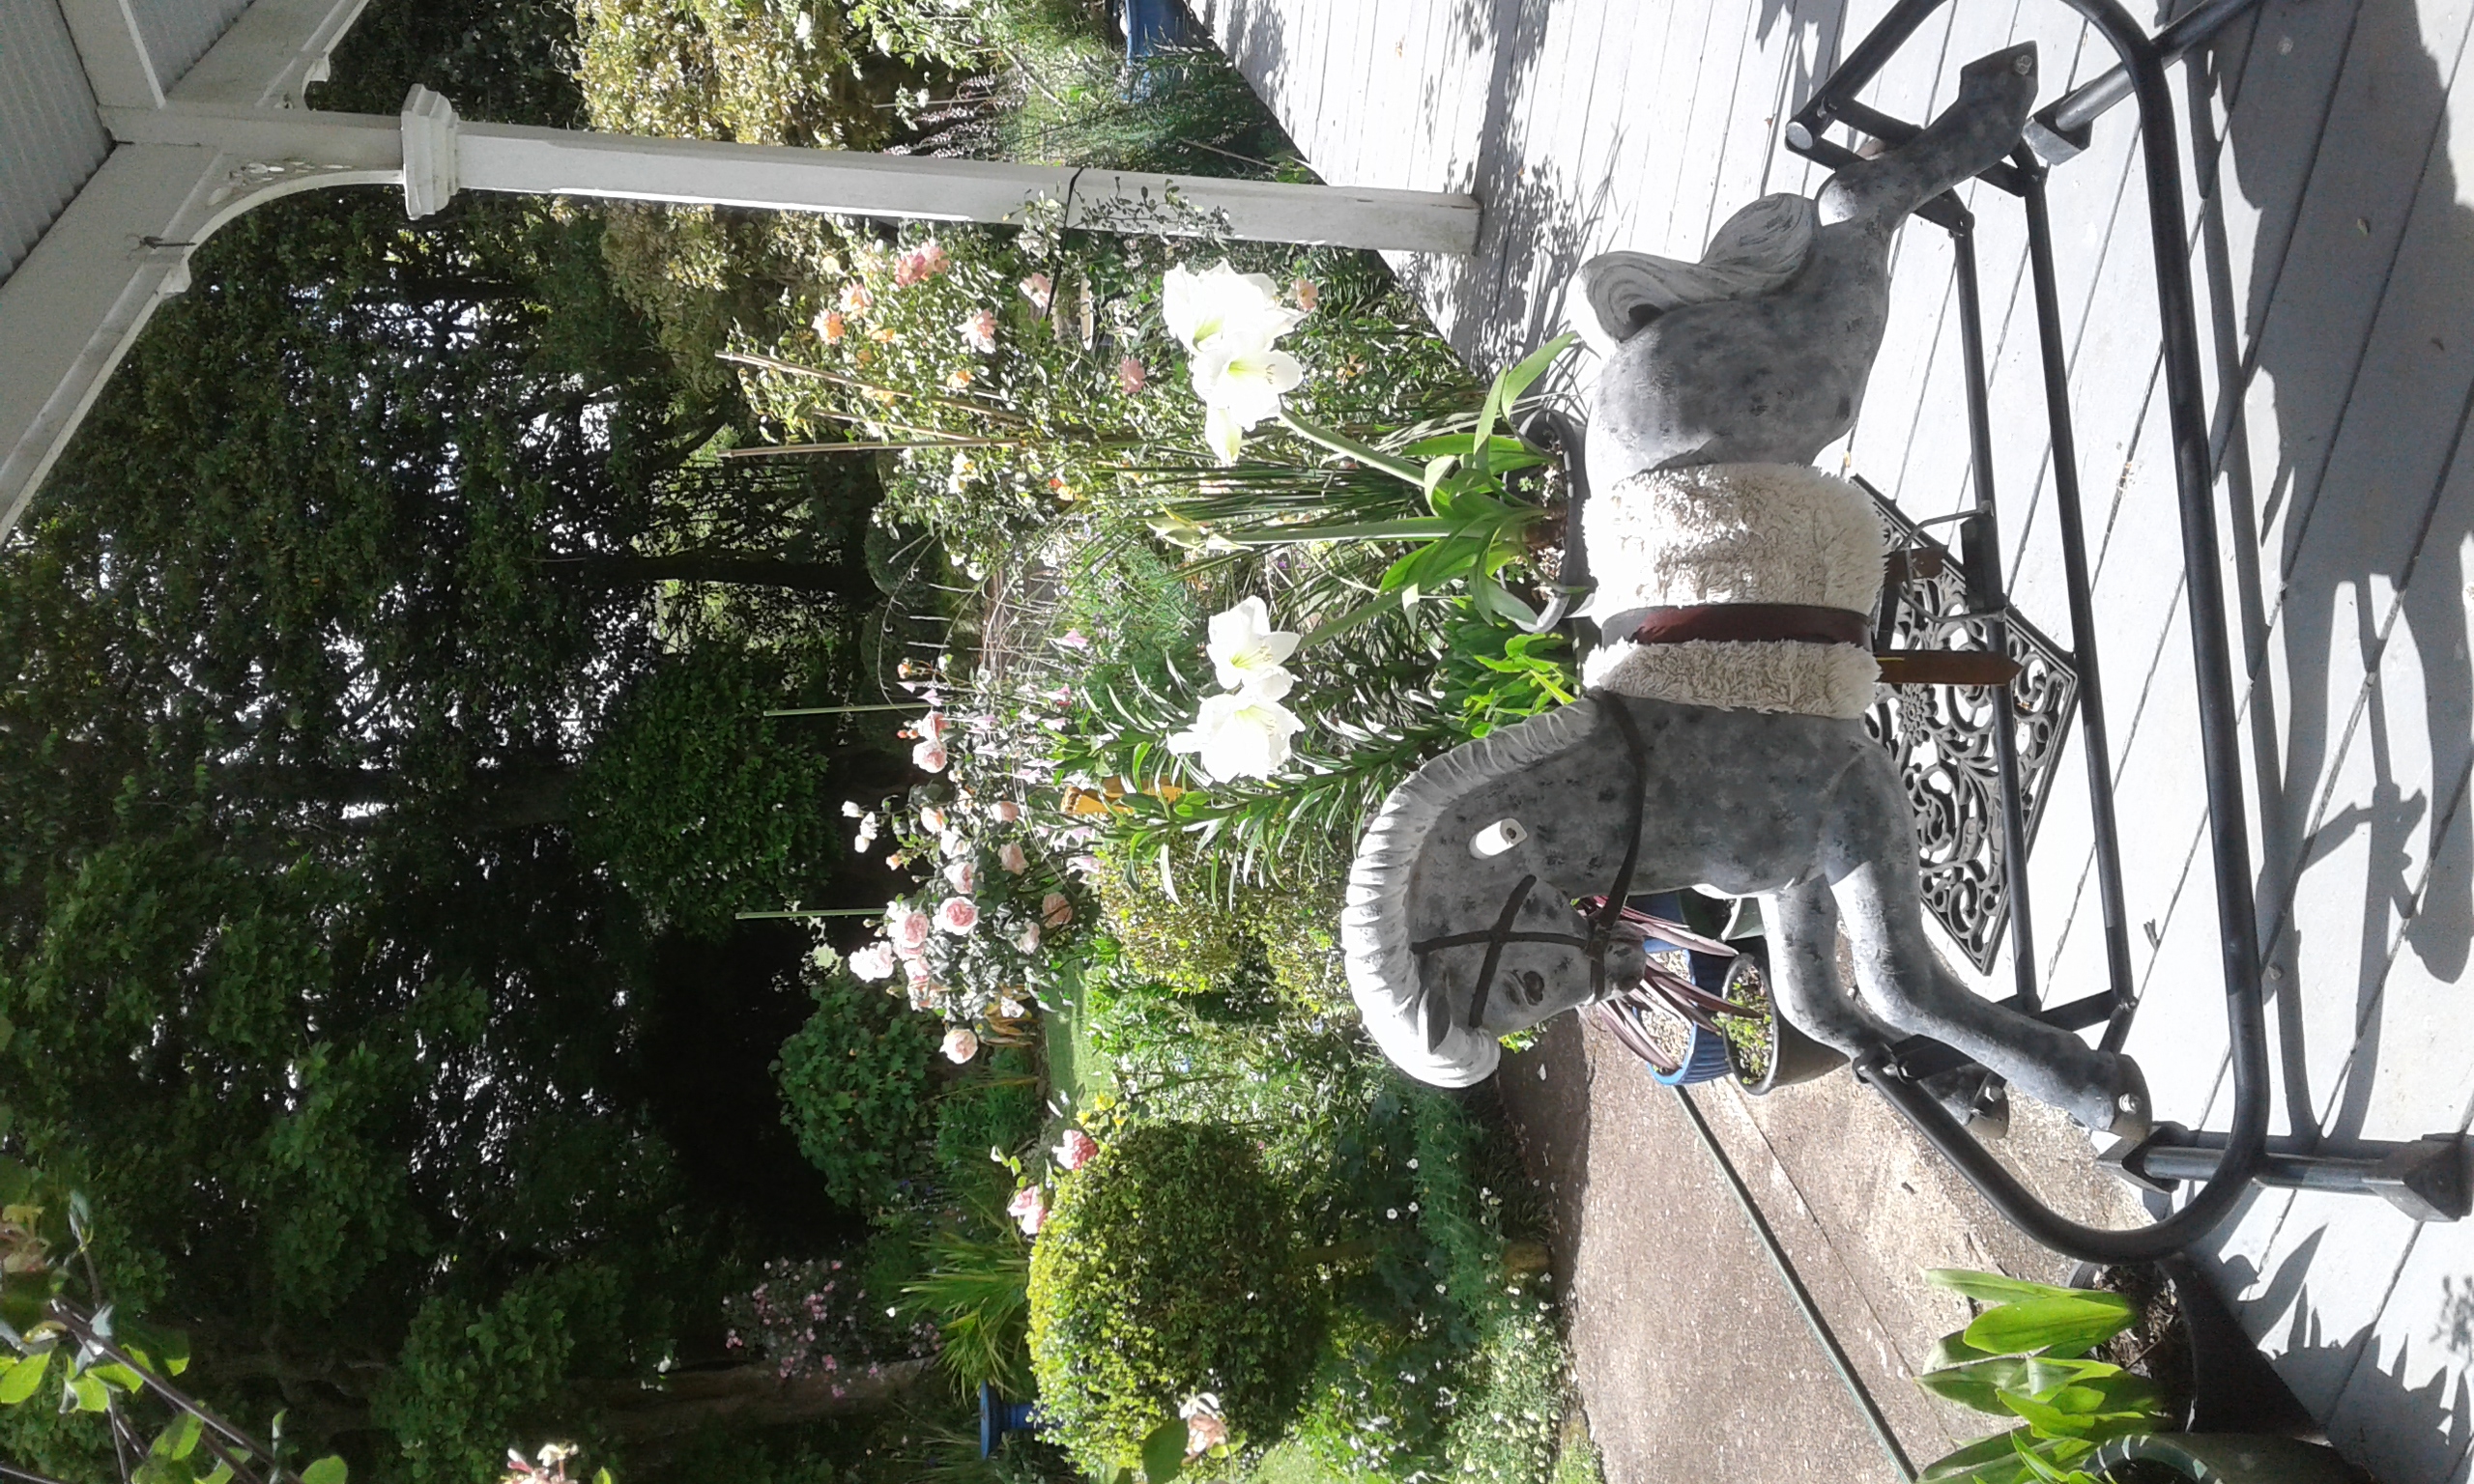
[1816,43,2041,236]
[1763,879,1901,1056]
[1824,755,2152,1136]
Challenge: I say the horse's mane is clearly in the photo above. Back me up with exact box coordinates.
[1341,696,1606,1085]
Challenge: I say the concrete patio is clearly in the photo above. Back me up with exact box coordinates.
[1185,0,2474,1477]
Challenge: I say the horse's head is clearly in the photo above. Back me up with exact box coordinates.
[1341,699,1643,1085]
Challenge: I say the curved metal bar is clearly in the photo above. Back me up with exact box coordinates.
[1795,0,2272,1261]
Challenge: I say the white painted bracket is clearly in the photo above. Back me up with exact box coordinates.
[400,86,460,220]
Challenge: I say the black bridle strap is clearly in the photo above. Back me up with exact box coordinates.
[1459,873,1538,1033]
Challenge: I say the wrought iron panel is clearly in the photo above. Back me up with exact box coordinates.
[1864,494,2079,972]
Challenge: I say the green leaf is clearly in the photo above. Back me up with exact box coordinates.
[592,1470,612,1484]
[72,1372,109,1412]
[1139,1420,1187,1484]
[201,1466,233,1484]
[155,1412,203,1461]
[0,1347,47,1404]
[1962,1294,2137,1358]
[91,1360,147,1392]
[1916,1429,2031,1484]
[1929,1329,1999,1370]
[301,1455,350,1484]
[1924,1270,2102,1308]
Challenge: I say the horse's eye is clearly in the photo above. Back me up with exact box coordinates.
[1517,970,1546,1004]
[1471,817,1528,858]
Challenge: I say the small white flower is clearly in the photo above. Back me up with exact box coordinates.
[1191,329,1306,465]
[1203,597,1302,693]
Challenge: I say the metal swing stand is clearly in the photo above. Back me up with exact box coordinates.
[1781,0,2473,1260]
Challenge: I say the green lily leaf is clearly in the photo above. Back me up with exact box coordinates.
[1963,1294,2137,1359]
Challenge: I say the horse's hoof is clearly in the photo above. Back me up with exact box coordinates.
[2099,1056,2153,1141]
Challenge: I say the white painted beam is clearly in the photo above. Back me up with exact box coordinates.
[170,0,371,108]
[453,124,1482,252]
[58,0,164,109]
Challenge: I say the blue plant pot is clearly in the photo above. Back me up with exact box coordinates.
[1648,1022,1733,1085]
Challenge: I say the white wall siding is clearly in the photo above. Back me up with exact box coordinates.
[129,0,252,92]
[0,0,113,287]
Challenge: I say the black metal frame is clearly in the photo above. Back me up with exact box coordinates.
[1783,0,2471,1258]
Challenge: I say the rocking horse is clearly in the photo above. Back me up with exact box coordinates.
[1339,43,2154,1143]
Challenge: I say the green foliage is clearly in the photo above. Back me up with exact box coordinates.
[906,1216,1034,1397]
[575,0,906,149]
[935,1047,1048,1173]
[1027,1123,1318,1470]
[775,971,943,1209]
[1913,1270,2170,1484]
[375,1265,634,1484]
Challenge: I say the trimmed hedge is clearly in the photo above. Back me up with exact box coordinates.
[1026,1122,1320,1469]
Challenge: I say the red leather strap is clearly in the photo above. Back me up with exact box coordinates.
[1625,603,1871,647]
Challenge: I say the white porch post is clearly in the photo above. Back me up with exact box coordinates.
[133,88,1484,254]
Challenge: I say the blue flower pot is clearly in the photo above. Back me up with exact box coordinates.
[1648,1022,1733,1085]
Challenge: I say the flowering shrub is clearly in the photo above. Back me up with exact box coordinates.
[1026,1122,1319,1471]
[721,1255,938,1384]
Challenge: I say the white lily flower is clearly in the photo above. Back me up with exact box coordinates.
[1191,331,1305,465]
[1169,688,1306,782]
[1163,261,1304,354]
[1204,597,1301,693]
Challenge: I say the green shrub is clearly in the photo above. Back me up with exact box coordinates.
[774,971,942,1208]
[935,1046,1047,1176]
[1027,1122,1320,1469]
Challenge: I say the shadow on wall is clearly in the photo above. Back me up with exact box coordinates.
[2188,0,2474,1148]
[2220,1231,2474,1480]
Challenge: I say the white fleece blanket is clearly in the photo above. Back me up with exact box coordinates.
[1579,462,1885,720]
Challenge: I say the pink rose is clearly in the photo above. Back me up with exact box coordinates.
[959,308,998,354]
[912,739,949,773]
[894,243,948,286]
[941,1027,980,1064]
[849,942,897,981]
[936,897,979,934]
[1007,1184,1048,1236]
[919,805,948,834]
[945,859,977,894]
[838,282,871,316]
[921,712,950,741]
[999,842,1028,875]
[1015,924,1042,954]
[1290,276,1319,312]
[1041,893,1074,928]
[1185,1413,1229,1454]
[993,800,1023,823]
[1117,356,1146,394]
[1054,1128,1097,1171]
[818,310,847,342]
[1020,273,1052,310]
[892,910,934,955]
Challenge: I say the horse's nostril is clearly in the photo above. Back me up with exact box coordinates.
[1518,970,1546,1004]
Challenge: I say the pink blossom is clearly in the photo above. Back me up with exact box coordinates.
[959,308,998,354]
[1015,923,1042,954]
[838,282,872,316]
[919,805,948,834]
[1054,1128,1098,1171]
[1185,1412,1230,1454]
[1041,893,1074,928]
[998,842,1029,875]
[849,942,898,981]
[1020,273,1053,310]
[1054,630,1091,650]
[942,1027,980,1063]
[912,738,949,773]
[936,897,979,934]
[945,859,977,895]
[993,800,1023,823]
[893,242,948,286]
[1291,276,1320,312]
[921,712,951,741]
[892,909,935,955]
[1069,853,1103,879]
[818,309,847,342]
[1117,356,1147,394]
[1007,1184,1048,1236]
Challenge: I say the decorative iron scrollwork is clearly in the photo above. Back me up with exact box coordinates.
[1864,492,2079,972]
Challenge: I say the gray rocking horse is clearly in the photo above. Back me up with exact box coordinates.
[1340,42,2153,1139]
